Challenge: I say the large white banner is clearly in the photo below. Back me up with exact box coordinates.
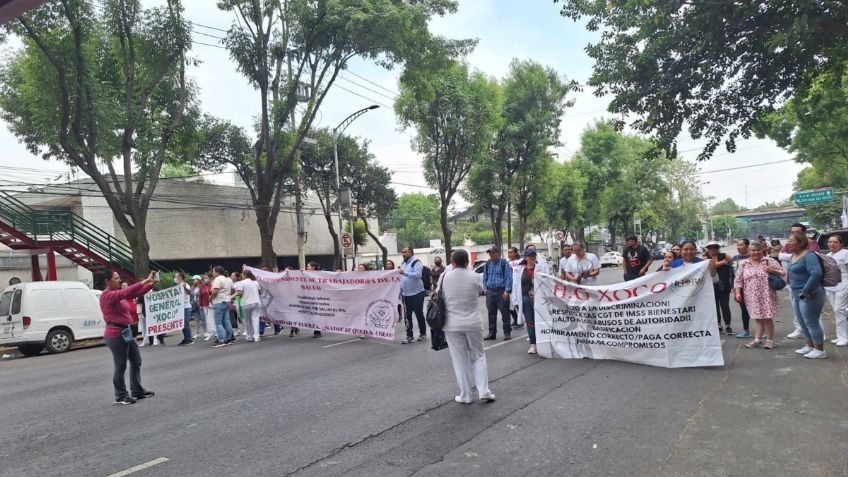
[535,261,724,368]
[143,285,185,336]
[247,267,402,341]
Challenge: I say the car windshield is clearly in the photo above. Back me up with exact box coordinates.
[0,291,11,316]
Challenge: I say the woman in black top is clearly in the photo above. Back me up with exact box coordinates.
[705,242,734,335]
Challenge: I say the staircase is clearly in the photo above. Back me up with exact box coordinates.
[0,191,164,282]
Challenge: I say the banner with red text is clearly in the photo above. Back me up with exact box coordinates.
[143,285,185,336]
[535,261,723,368]
[246,267,401,341]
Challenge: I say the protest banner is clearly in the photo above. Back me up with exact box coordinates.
[535,261,724,368]
[246,267,402,340]
[143,285,185,336]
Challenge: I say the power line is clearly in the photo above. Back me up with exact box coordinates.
[344,70,400,96]
[695,159,795,175]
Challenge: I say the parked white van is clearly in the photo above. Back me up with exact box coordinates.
[0,281,104,356]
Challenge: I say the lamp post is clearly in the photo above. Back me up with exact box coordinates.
[333,105,379,270]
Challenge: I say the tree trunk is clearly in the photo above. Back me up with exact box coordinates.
[361,217,388,268]
[489,207,504,248]
[322,211,341,270]
[576,225,586,244]
[120,218,151,280]
[518,214,527,250]
[255,206,276,267]
[608,219,617,246]
[507,200,512,247]
[439,203,453,258]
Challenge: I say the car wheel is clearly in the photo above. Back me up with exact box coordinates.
[17,343,44,357]
[45,329,73,354]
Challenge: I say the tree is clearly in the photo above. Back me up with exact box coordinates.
[544,160,587,241]
[215,0,468,265]
[383,193,440,249]
[712,198,742,215]
[0,0,194,277]
[396,61,501,257]
[558,1,848,160]
[349,162,396,268]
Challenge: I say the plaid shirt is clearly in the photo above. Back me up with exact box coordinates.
[483,258,512,292]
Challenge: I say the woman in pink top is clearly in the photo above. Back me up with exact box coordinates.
[95,270,157,405]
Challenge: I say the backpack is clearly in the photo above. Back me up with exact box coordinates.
[814,252,843,287]
[412,259,433,291]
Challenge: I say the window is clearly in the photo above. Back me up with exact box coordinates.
[11,289,22,315]
[0,292,11,316]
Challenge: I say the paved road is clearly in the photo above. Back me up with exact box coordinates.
[1,263,846,476]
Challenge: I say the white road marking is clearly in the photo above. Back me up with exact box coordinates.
[485,334,527,351]
[323,338,362,348]
[106,457,169,477]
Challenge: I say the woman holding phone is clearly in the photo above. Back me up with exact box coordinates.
[95,270,158,405]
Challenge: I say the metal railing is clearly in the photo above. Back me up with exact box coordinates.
[0,191,164,277]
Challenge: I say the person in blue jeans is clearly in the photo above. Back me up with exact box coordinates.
[174,272,194,346]
[482,246,512,341]
[398,247,427,344]
[210,265,235,347]
[786,232,827,359]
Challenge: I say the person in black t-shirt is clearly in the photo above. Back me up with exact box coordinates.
[622,235,653,281]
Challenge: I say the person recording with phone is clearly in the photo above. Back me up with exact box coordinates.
[563,243,600,285]
[95,270,158,405]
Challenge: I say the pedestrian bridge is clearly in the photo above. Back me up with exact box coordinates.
[731,206,805,222]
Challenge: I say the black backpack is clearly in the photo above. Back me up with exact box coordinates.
[413,259,433,291]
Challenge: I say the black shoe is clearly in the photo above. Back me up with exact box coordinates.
[313,331,322,338]
[503,335,512,341]
[133,391,155,400]
[116,396,136,405]
[513,324,524,329]
[417,334,426,341]
[725,326,733,336]
[484,335,497,341]
[225,338,236,344]
[289,331,296,337]
[212,340,228,348]
[178,340,190,346]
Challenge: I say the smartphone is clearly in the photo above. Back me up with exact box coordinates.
[154,271,160,281]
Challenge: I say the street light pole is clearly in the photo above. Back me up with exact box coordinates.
[333,105,379,271]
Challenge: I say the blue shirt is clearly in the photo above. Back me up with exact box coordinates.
[482,258,512,292]
[670,257,703,268]
[400,258,425,296]
[788,252,823,294]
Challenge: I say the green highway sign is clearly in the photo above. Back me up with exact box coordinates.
[794,187,834,206]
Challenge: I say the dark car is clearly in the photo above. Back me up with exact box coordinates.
[650,247,667,260]
[817,229,848,251]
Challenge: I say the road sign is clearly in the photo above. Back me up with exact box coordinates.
[341,232,353,252]
[794,187,834,206]
[555,230,564,241]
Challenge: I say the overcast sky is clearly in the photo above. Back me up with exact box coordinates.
[0,0,806,210]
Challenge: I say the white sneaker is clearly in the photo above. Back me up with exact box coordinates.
[795,346,814,354]
[204,335,213,341]
[192,334,199,339]
[836,340,848,347]
[454,396,472,404]
[803,349,827,359]
[479,392,496,402]
[138,341,146,348]
[242,331,247,337]
[831,338,840,344]
[153,340,159,346]
[787,330,803,339]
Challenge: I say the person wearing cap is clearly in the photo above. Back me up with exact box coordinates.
[704,240,734,336]
[524,244,550,274]
[563,243,600,285]
[622,235,652,282]
[482,246,513,341]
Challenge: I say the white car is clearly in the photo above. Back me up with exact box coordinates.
[599,251,624,268]
[0,281,104,356]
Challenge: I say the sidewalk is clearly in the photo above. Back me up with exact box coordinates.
[658,292,848,476]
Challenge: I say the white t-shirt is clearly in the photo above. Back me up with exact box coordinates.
[180,282,192,309]
[234,279,261,305]
[559,255,575,274]
[211,275,233,304]
[564,253,600,284]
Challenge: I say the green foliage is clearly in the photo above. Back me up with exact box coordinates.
[0,0,195,277]
[396,60,502,255]
[712,198,742,214]
[558,0,848,160]
[211,0,466,263]
[383,193,441,249]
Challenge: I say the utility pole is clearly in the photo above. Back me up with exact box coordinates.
[287,49,306,270]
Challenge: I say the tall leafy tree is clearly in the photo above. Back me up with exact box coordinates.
[349,161,396,268]
[558,1,848,160]
[215,0,468,265]
[396,61,501,257]
[383,193,440,249]
[0,0,195,276]
[544,160,587,242]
